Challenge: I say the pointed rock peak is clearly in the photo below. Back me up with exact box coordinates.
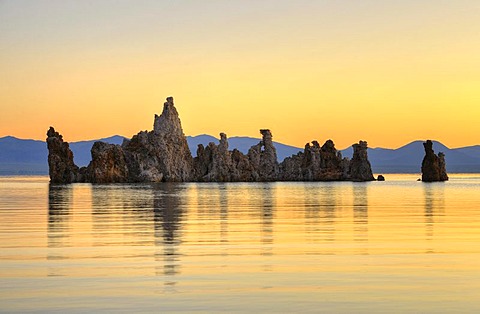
[260,129,272,140]
[259,129,275,151]
[352,141,369,159]
[153,96,184,137]
[163,96,177,114]
[220,132,227,141]
[219,132,229,152]
[47,126,62,140]
[322,139,336,152]
[423,139,434,154]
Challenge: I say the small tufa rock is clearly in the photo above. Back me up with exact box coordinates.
[46,127,80,183]
[421,140,448,182]
[349,141,375,182]
[377,175,385,181]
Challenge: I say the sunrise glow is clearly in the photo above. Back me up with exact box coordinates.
[1,1,479,149]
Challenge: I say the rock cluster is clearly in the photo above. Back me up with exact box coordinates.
[194,129,280,182]
[421,140,448,182]
[279,139,374,181]
[46,97,376,183]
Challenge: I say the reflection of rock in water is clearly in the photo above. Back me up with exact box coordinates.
[245,184,275,271]
[319,185,337,243]
[303,184,338,254]
[261,185,274,246]
[47,184,72,276]
[303,185,321,246]
[243,184,275,272]
[423,184,445,253]
[91,185,151,247]
[153,183,184,289]
[261,185,275,272]
[218,185,229,265]
[353,184,369,244]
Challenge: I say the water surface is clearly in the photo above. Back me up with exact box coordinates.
[1,175,480,312]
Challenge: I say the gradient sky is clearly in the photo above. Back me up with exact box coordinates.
[1,0,479,149]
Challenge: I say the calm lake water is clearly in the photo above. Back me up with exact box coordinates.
[1,174,480,313]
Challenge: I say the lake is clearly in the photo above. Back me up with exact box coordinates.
[1,174,480,313]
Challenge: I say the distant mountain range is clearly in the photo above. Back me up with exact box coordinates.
[1,135,479,175]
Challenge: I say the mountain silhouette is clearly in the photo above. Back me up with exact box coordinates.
[1,135,479,175]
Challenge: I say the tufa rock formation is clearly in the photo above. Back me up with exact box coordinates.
[46,127,80,184]
[421,140,448,182]
[47,96,375,183]
[88,142,129,183]
[349,141,375,181]
[279,139,374,181]
[121,96,193,182]
[247,129,279,181]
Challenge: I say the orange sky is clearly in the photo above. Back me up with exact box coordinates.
[1,1,479,149]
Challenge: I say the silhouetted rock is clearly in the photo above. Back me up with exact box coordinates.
[46,96,376,183]
[349,141,375,181]
[438,152,448,181]
[46,127,80,183]
[421,140,448,182]
[377,175,385,181]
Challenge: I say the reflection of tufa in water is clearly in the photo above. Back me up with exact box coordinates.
[47,97,375,183]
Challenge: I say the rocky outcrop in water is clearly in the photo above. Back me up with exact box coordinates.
[47,96,376,183]
[280,140,339,181]
[349,141,375,181]
[122,97,193,182]
[194,130,279,182]
[87,142,129,183]
[46,127,80,183]
[421,140,448,182]
[194,132,238,181]
[279,139,374,181]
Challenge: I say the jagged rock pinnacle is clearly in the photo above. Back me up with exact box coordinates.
[46,127,80,183]
[153,97,184,137]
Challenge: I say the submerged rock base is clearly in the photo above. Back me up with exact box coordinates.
[47,97,376,183]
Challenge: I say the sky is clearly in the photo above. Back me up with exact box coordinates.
[1,0,479,149]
